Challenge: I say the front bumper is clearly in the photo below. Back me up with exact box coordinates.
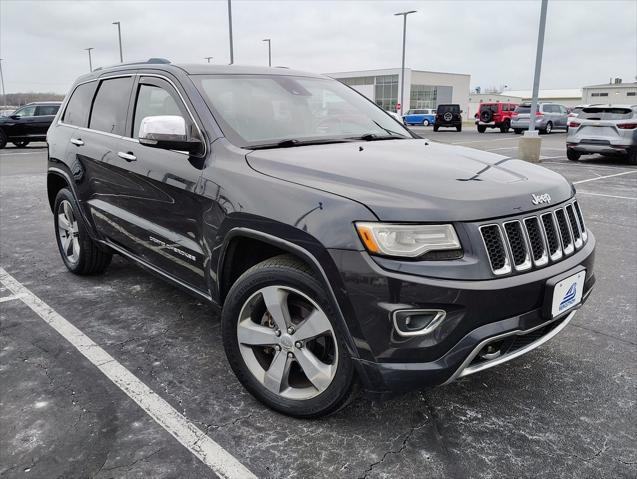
[328,233,596,396]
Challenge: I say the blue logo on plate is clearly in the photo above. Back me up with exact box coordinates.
[559,282,577,311]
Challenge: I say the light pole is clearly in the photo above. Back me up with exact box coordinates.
[262,39,271,67]
[85,48,94,72]
[527,0,548,132]
[204,56,213,63]
[227,0,234,64]
[112,21,123,63]
[394,10,416,116]
[0,59,5,108]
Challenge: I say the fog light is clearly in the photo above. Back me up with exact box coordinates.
[393,309,446,337]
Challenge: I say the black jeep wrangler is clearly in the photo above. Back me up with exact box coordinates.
[433,104,462,132]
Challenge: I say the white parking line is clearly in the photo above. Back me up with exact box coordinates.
[0,267,257,479]
[451,137,519,145]
[0,293,28,303]
[577,191,637,201]
[0,151,44,156]
[573,170,637,184]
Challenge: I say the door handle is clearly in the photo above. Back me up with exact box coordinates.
[70,138,84,146]
[117,151,137,162]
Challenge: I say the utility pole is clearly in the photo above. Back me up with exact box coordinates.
[527,0,548,132]
[394,10,416,116]
[113,21,123,63]
[85,48,94,72]
[204,57,213,63]
[262,39,271,67]
[0,59,5,108]
[227,0,234,64]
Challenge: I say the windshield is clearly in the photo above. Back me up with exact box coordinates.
[192,74,412,148]
[480,104,499,113]
[437,105,459,113]
[579,107,635,120]
[515,105,531,114]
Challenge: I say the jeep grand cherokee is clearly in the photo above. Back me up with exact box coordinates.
[47,60,596,418]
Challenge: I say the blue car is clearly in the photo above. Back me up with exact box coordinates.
[403,108,436,126]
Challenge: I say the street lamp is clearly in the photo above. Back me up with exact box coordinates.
[227,0,234,64]
[394,10,416,116]
[85,48,94,72]
[112,21,123,63]
[262,39,271,67]
[0,59,5,108]
[204,56,213,63]
[527,0,548,132]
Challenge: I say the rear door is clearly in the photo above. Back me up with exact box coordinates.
[87,74,208,291]
[34,104,60,136]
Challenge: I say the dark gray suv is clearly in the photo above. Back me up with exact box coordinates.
[46,60,595,417]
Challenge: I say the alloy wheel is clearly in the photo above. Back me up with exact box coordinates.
[57,200,80,263]
[237,285,338,400]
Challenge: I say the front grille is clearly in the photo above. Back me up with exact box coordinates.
[480,200,587,276]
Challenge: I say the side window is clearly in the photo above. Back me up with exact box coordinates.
[132,83,184,138]
[89,77,134,136]
[502,104,509,112]
[35,105,60,116]
[13,105,36,117]
[63,83,96,127]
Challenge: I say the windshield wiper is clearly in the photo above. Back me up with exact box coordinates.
[350,132,407,141]
[247,138,351,150]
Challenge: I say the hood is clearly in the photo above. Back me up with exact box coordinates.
[245,139,573,222]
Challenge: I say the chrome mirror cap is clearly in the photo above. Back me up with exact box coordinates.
[138,115,187,142]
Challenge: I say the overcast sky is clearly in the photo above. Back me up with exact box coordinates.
[1,0,635,94]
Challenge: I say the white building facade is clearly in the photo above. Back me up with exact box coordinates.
[582,82,637,104]
[326,68,470,116]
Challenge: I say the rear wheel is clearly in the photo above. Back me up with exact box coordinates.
[542,122,553,135]
[54,188,112,275]
[477,125,486,133]
[500,120,510,133]
[222,255,356,418]
[433,125,439,132]
[0,129,7,149]
[567,149,580,162]
[422,119,429,126]
[627,148,637,165]
[456,124,462,132]
[514,129,522,134]
[13,141,29,148]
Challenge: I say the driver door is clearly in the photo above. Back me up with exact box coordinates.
[8,105,37,138]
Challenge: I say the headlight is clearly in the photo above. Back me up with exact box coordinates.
[355,222,461,258]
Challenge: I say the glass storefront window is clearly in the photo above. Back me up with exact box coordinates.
[410,84,437,109]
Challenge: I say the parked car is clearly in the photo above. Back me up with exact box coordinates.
[434,104,462,131]
[475,102,518,133]
[386,110,403,123]
[47,60,595,417]
[511,103,569,134]
[403,108,436,126]
[0,101,62,148]
[566,104,637,164]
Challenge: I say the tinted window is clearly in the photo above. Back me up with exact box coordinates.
[89,77,133,135]
[63,83,96,127]
[579,107,634,120]
[36,105,60,116]
[437,104,460,113]
[480,104,498,113]
[13,105,36,117]
[515,105,531,113]
[132,84,184,138]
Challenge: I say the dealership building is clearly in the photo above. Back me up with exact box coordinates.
[581,81,637,104]
[326,68,470,115]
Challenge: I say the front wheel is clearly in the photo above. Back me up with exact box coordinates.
[13,141,30,148]
[542,122,553,135]
[0,129,7,149]
[422,119,430,126]
[514,129,522,134]
[54,188,112,275]
[627,148,637,165]
[222,255,356,418]
[433,125,439,132]
[456,125,462,132]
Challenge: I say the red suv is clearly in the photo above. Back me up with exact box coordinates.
[475,102,518,133]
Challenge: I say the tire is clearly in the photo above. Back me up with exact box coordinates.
[514,129,522,134]
[456,125,462,132]
[433,125,439,132]
[222,255,356,418]
[627,148,637,165]
[500,120,510,133]
[0,129,6,149]
[567,149,580,162]
[477,125,486,133]
[422,119,429,126]
[13,141,29,148]
[54,188,112,275]
[542,122,553,135]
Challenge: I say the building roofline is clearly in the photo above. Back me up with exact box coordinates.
[582,82,637,89]
[325,67,470,77]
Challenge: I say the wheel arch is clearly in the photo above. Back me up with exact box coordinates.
[216,227,360,359]
[47,168,72,213]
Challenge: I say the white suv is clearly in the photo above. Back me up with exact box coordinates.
[566,104,637,164]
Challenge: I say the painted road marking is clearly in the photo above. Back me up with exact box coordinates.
[0,151,45,156]
[450,137,520,145]
[573,170,637,184]
[577,191,637,201]
[0,267,257,479]
[0,293,28,303]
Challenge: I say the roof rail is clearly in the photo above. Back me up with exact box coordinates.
[92,58,171,72]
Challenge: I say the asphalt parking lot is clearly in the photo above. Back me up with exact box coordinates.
[1,130,636,479]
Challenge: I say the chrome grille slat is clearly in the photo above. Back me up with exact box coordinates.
[480,201,587,276]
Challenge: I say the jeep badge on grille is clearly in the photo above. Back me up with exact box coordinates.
[531,193,551,205]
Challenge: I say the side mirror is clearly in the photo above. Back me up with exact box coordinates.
[138,115,202,154]
[10,114,20,120]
